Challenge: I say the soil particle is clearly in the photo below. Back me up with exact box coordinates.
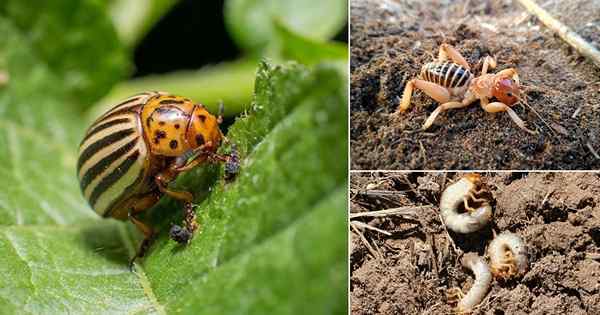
[350,172,600,314]
[350,0,600,170]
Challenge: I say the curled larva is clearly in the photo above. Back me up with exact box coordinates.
[488,232,528,280]
[447,253,492,314]
[440,174,492,233]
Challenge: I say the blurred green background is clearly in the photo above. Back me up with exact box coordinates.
[0,0,348,314]
[93,0,348,120]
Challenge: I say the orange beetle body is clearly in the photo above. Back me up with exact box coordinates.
[141,95,222,157]
[77,91,232,265]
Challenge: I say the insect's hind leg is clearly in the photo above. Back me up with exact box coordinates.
[397,79,416,113]
[439,44,470,70]
[397,79,450,113]
[127,193,160,270]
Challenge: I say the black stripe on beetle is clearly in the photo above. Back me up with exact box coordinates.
[79,137,139,191]
[89,150,141,207]
[77,128,136,172]
[95,94,147,123]
[81,117,131,145]
[159,99,184,105]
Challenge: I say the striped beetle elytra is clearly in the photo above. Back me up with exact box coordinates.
[77,91,236,267]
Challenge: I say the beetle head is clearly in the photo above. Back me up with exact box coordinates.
[186,105,223,152]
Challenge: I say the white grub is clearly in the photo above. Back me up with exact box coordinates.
[449,253,492,314]
[440,174,492,233]
[488,231,528,279]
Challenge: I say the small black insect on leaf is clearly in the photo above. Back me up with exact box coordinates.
[169,224,192,245]
[224,144,240,181]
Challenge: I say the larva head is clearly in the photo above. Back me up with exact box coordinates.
[463,173,481,185]
[186,105,223,153]
[492,70,520,105]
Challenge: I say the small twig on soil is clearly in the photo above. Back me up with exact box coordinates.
[351,222,381,260]
[353,189,411,197]
[351,220,392,236]
[427,233,439,276]
[515,0,600,68]
[571,105,583,118]
[439,212,459,254]
[586,142,600,160]
[419,140,427,164]
[349,205,428,219]
[540,189,555,208]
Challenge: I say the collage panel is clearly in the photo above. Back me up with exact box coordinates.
[0,1,348,314]
[350,171,600,314]
[350,0,600,170]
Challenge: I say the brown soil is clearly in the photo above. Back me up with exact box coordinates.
[350,0,600,170]
[350,172,600,314]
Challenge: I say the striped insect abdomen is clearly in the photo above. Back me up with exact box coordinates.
[77,93,160,218]
[420,61,472,88]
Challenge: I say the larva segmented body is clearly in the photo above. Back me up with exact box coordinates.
[440,174,492,234]
[77,92,161,218]
[420,61,473,89]
[453,253,492,313]
[488,232,528,279]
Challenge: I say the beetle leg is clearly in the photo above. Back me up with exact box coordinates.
[481,56,497,75]
[422,93,477,130]
[480,98,536,134]
[128,211,154,270]
[155,175,194,203]
[173,143,211,170]
[439,44,470,70]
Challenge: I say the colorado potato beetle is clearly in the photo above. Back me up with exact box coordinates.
[77,91,235,267]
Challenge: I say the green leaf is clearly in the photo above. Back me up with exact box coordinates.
[109,0,178,47]
[0,0,129,104]
[143,61,348,313]
[224,0,347,54]
[0,20,348,311]
[272,20,348,66]
[90,59,257,120]
[0,18,93,226]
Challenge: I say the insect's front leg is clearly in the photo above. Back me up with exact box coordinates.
[479,97,536,134]
[155,173,194,203]
[481,56,497,75]
[438,44,470,70]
